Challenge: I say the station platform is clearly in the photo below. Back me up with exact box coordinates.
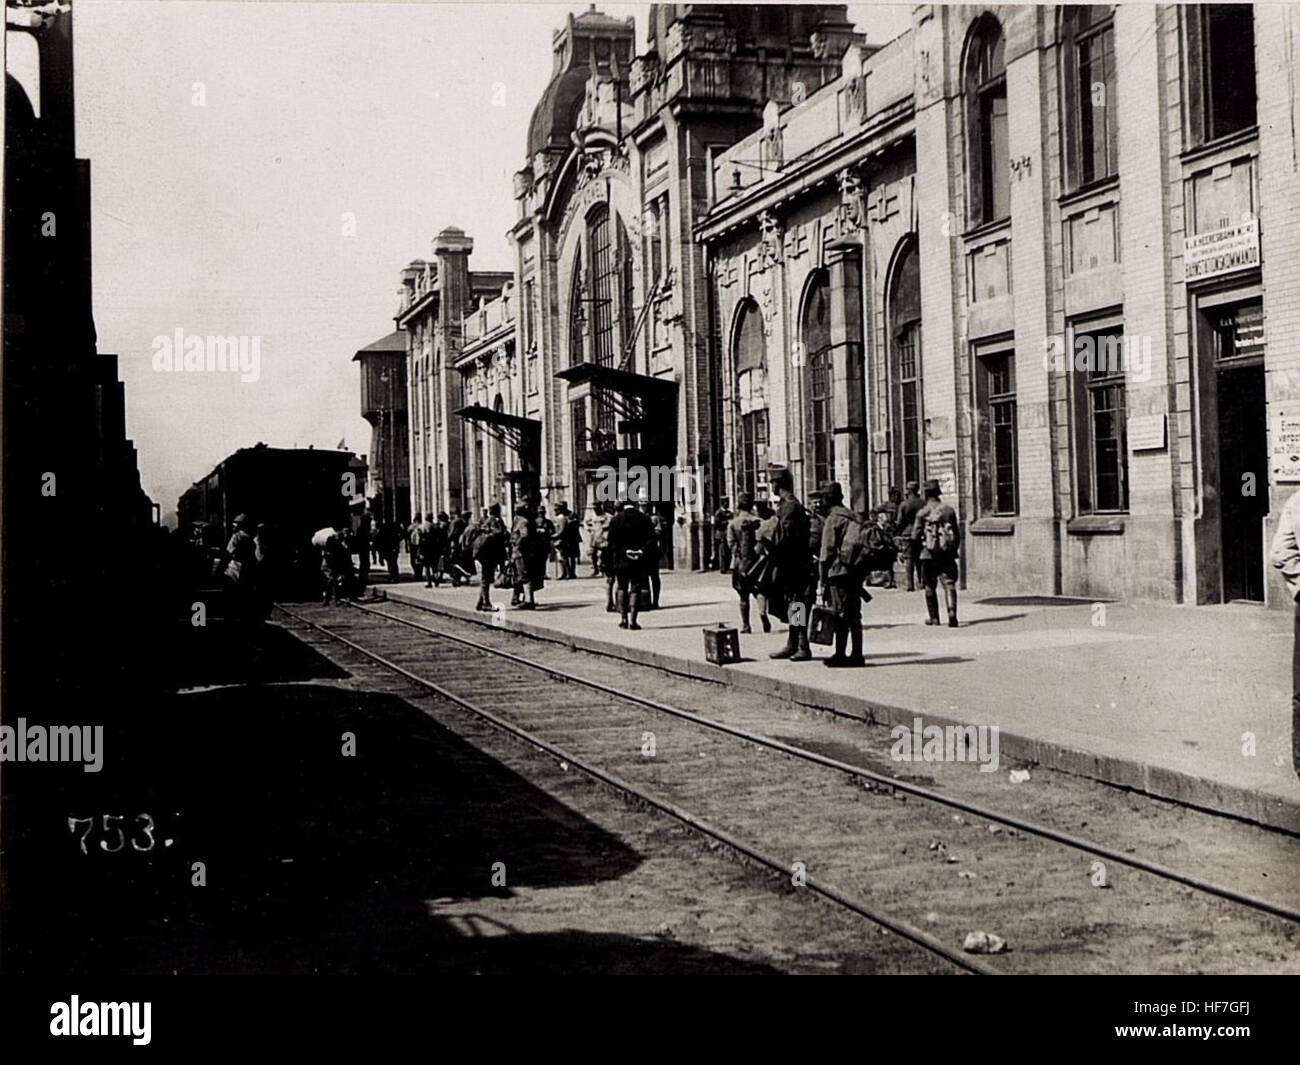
[379,568,1300,833]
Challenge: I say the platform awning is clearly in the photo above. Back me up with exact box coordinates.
[555,363,677,445]
[454,404,542,459]
[555,362,677,403]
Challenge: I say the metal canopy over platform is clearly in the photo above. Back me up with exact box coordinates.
[454,404,542,458]
[555,362,677,402]
[556,363,677,454]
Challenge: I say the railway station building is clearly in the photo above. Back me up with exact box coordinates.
[394,3,1300,607]
[509,5,862,568]
[397,230,513,520]
[694,3,1300,608]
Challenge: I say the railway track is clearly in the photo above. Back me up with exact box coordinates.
[276,599,1300,974]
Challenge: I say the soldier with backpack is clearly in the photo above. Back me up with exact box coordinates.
[726,493,769,634]
[472,505,508,612]
[818,482,868,668]
[916,478,960,627]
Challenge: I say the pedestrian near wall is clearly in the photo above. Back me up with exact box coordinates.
[726,493,769,634]
[421,513,447,588]
[642,501,666,609]
[553,503,573,579]
[712,499,733,572]
[355,510,372,589]
[916,479,960,627]
[819,482,866,668]
[768,467,813,661]
[1269,488,1300,780]
[606,495,656,630]
[895,481,924,592]
[473,504,508,611]
[408,513,424,582]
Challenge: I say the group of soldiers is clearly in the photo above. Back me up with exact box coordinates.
[404,500,585,612]
[718,473,960,668]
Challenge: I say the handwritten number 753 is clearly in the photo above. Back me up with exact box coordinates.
[67,813,158,854]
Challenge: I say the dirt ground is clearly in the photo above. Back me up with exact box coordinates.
[311,600,1300,975]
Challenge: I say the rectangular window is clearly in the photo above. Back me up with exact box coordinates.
[590,214,615,367]
[976,348,1018,515]
[1186,5,1257,145]
[979,86,1010,222]
[739,409,769,501]
[809,349,834,491]
[570,399,588,516]
[895,323,922,487]
[649,198,664,282]
[1073,326,1129,514]
[1064,10,1117,189]
[523,279,535,347]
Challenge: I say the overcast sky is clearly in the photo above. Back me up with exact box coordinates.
[60,0,911,519]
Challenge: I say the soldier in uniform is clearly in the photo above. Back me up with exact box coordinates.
[895,480,924,592]
[916,479,960,627]
[606,495,656,630]
[726,493,769,634]
[768,467,813,661]
[818,482,866,667]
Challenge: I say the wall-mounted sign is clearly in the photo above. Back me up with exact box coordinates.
[1271,414,1300,483]
[1128,413,1167,452]
[925,449,958,501]
[1184,217,1260,282]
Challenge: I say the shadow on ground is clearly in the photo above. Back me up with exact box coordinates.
[1,620,770,974]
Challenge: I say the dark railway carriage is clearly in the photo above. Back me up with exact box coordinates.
[179,444,367,594]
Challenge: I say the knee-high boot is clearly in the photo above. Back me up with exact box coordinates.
[792,625,812,661]
[769,624,799,659]
[849,623,864,665]
[924,588,940,625]
[944,584,959,627]
[739,599,752,634]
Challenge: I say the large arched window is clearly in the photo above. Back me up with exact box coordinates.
[1060,6,1116,191]
[801,270,834,492]
[588,206,615,367]
[618,215,635,366]
[568,247,584,367]
[965,16,1009,225]
[889,239,923,489]
[733,299,770,501]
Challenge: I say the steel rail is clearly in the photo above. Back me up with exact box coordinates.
[275,604,996,975]
[346,597,1300,927]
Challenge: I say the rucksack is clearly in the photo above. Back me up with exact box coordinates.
[837,516,897,576]
[733,517,760,568]
[922,511,958,554]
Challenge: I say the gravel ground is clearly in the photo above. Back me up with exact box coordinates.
[285,602,1300,974]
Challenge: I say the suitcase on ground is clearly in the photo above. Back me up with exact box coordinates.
[703,622,741,665]
[809,604,837,646]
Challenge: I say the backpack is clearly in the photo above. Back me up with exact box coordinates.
[922,510,958,554]
[837,514,898,578]
[733,516,760,569]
